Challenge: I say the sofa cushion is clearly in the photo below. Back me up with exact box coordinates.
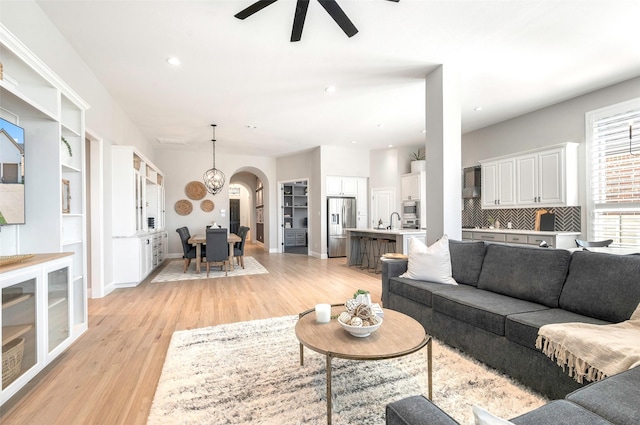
[559,251,640,323]
[511,400,614,425]
[433,288,548,336]
[477,244,571,308]
[566,366,640,425]
[505,309,610,350]
[400,236,457,285]
[389,277,473,308]
[449,240,486,286]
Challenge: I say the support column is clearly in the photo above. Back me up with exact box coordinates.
[425,65,462,244]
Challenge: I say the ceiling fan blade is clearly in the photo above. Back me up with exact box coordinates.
[317,0,358,38]
[386,0,400,2]
[235,0,279,20]
[291,0,310,42]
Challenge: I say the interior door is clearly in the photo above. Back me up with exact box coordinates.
[371,188,395,229]
[229,199,240,234]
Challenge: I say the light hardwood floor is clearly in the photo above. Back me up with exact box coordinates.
[1,244,381,425]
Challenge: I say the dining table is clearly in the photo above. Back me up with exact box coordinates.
[188,232,242,273]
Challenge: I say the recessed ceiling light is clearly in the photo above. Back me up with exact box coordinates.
[377,123,384,128]
[245,124,258,129]
[388,144,394,148]
[474,106,483,111]
[351,140,357,144]
[325,85,336,93]
[166,57,181,66]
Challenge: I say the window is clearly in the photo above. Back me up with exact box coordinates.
[587,98,640,247]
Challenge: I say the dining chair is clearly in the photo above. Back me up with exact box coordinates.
[205,228,229,276]
[176,227,206,273]
[575,239,614,248]
[234,226,250,269]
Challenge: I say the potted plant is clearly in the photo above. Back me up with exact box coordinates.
[410,148,426,173]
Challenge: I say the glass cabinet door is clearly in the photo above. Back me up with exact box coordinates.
[47,267,70,353]
[2,278,37,390]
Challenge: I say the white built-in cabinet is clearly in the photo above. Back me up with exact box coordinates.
[1,254,78,405]
[481,143,578,209]
[0,24,88,406]
[112,146,166,287]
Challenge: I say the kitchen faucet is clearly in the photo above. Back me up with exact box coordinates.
[389,212,401,230]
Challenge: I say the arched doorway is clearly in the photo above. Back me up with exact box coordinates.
[229,169,268,249]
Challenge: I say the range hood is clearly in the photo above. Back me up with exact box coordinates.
[462,167,481,199]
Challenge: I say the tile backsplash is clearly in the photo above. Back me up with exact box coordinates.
[462,198,581,232]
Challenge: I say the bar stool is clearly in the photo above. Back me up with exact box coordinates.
[359,237,372,270]
[374,239,396,273]
[368,238,382,273]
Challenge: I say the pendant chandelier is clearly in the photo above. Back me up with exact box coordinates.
[203,124,226,195]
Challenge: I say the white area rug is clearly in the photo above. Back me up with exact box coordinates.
[147,316,545,425]
[151,257,268,282]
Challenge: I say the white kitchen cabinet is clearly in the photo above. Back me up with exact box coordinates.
[516,144,578,207]
[464,229,580,249]
[401,172,425,201]
[326,176,358,196]
[1,254,77,405]
[480,159,516,209]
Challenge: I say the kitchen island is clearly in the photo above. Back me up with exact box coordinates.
[345,228,426,267]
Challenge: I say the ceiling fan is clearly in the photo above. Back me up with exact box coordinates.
[235,0,399,42]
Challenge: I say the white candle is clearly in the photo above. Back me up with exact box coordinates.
[315,303,331,323]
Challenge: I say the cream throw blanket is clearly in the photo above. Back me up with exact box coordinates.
[536,304,640,383]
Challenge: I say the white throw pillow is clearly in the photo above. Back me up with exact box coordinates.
[472,405,515,425]
[399,235,457,285]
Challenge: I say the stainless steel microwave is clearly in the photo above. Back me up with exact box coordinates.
[402,200,419,218]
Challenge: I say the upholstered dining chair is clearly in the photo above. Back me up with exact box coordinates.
[233,226,250,269]
[575,239,614,248]
[205,227,229,277]
[176,227,205,273]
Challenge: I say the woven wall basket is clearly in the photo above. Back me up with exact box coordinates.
[175,199,193,216]
[185,181,207,200]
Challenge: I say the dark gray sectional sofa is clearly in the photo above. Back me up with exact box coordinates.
[387,365,640,425]
[381,241,640,424]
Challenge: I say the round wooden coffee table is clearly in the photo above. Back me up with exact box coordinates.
[295,304,432,425]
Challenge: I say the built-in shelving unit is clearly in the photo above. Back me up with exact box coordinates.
[255,180,264,244]
[112,146,166,287]
[0,23,88,405]
[283,181,308,250]
[1,253,74,404]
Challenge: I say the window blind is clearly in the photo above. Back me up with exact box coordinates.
[590,103,640,246]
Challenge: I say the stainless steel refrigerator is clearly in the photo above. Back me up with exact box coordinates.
[327,197,357,257]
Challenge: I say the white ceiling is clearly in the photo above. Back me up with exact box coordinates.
[36,0,640,157]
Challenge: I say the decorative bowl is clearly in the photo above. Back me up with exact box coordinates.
[337,315,383,338]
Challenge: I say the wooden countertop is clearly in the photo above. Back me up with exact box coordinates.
[0,252,72,275]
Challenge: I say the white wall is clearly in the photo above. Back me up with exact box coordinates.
[369,145,422,215]
[154,146,277,256]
